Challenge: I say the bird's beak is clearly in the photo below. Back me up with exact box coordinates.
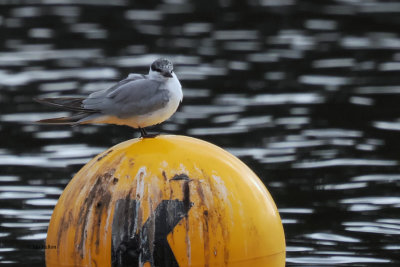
[163,71,173,78]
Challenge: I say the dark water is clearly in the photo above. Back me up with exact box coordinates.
[1,0,400,266]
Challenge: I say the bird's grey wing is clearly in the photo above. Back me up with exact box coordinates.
[83,74,146,105]
[83,79,169,118]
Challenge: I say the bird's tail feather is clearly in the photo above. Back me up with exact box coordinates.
[33,97,97,113]
[36,113,87,126]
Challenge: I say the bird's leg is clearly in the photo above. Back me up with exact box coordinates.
[139,127,158,138]
[139,127,147,137]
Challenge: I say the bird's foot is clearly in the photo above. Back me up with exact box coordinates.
[139,127,159,138]
[142,133,159,138]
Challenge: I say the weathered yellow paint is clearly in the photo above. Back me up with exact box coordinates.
[46,135,285,267]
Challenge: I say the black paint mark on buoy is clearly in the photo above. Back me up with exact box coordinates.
[170,174,190,181]
[111,199,192,267]
[182,181,191,216]
[97,149,113,161]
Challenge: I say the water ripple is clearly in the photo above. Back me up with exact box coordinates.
[321,182,368,190]
[17,233,47,240]
[351,174,400,182]
[0,112,69,123]
[0,145,104,167]
[341,196,400,205]
[293,159,398,168]
[374,121,400,131]
[287,255,390,265]
[304,233,360,243]
[0,68,117,86]
[125,10,163,21]
[344,221,400,235]
[216,93,325,106]
[0,49,102,63]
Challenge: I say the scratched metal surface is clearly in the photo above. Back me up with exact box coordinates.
[0,0,400,266]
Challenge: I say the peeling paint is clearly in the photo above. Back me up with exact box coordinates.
[161,161,168,168]
[74,168,116,258]
[211,175,229,201]
[133,167,146,236]
[179,163,189,175]
[202,171,230,265]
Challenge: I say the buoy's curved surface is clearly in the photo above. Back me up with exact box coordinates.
[46,135,285,267]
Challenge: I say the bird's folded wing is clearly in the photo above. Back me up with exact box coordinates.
[83,79,169,118]
[84,75,144,102]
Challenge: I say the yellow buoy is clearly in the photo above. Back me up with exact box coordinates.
[46,135,285,267]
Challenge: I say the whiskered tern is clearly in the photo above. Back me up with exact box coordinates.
[35,58,183,138]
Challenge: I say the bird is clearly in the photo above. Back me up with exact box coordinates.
[34,58,183,138]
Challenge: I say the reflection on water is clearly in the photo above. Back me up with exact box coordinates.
[1,0,400,266]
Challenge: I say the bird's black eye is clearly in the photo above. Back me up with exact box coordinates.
[151,64,161,72]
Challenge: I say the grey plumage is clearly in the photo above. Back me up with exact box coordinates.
[34,58,182,131]
[35,76,168,122]
[83,78,169,118]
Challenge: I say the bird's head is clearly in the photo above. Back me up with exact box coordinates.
[149,58,174,80]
